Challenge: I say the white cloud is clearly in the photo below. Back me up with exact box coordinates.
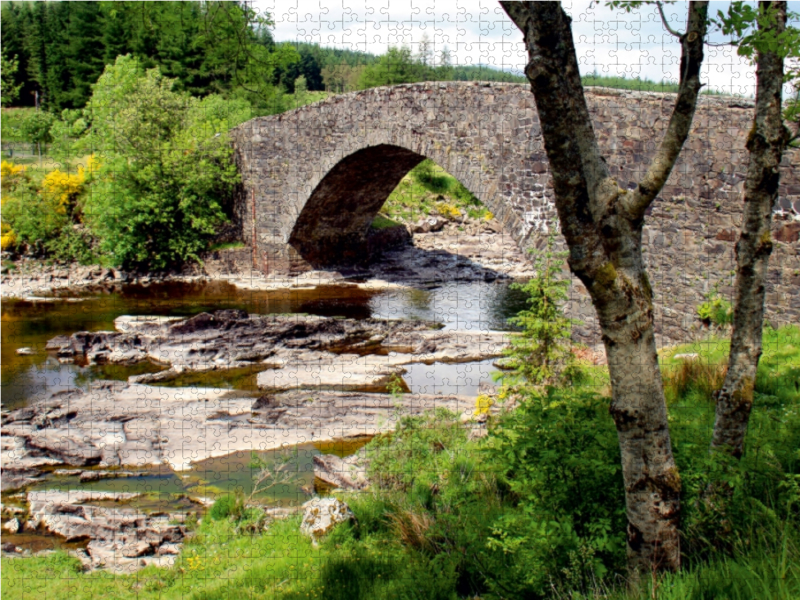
[258,0,799,96]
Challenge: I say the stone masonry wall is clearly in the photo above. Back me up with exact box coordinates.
[230,81,800,343]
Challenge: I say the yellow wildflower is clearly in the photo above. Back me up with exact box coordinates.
[41,168,85,211]
[474,394,494,416]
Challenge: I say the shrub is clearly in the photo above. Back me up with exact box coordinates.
[697,287,734,326]
[484,389,627,596]
[500,234,583,390]
[77,55,251,270]
[209,493,246,521]
[1,159,96,261]
[20,110,54,152]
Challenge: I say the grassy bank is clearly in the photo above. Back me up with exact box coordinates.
[3,325,798,599]
[382,159,491,223]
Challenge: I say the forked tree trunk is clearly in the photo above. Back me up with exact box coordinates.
[500,1,709,574]
[711,1,790,459]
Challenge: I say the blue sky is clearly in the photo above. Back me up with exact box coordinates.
[258,1,800,96]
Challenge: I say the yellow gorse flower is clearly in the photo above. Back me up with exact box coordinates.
[1,160,26,179]
[41,168,85,212]
[1,222,16,250]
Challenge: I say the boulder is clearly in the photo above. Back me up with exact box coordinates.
[300,497,354,544]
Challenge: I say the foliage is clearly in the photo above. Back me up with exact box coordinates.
[0,108,36,143]
[76,56,247,270]
[709,1,800,146]
[696,286,734,326]
[0,158,94,261]
[0,1,298,112]
[1,54,22,106]
[383,159,489,223]
[500,234,583,389]
[208,493,246,521]
[484,389,627,596]
[19,110,54,149]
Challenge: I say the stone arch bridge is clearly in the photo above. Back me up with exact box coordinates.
[231,81,800,336]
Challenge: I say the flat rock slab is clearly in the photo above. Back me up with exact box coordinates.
[2,384,474,471]
[44,310,509,392]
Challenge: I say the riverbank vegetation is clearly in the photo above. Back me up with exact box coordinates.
[3,322,798,599]
[381,159,492,224]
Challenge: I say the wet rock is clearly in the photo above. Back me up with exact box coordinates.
[3,518,20,533]
[0,468,42,492]
[15,347,34,356]
[53,311,441,372]
[2,543,21,554]
[313,452,369,491]
[79,470,145,483]
[300,497,354,544]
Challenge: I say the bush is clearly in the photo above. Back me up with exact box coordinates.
[209,493,246,521]
[697,288,734,326]
[500,234,583,390]
[484,389,627,596]
[77,55,251,270]
[1,158,96,261]
[20,110,54,151]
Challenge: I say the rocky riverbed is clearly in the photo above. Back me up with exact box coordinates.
[0,219,532,572]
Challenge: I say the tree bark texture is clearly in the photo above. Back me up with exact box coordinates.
[500,1,709,574]
[711,1,789,458]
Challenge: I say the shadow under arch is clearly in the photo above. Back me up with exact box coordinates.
[288,144,426,267]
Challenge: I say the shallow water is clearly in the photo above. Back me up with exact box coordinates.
[1,280,526,409]
[29,438,373,507]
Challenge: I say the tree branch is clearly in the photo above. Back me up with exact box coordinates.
[656,1,683,38]
[623,1,709,221]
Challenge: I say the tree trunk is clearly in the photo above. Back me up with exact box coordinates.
[711,1,789,458]
[500,1,708,574]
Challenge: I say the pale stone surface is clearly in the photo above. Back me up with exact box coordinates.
[1,384,473,472]
[300,497,354,543]
[2,518,20,534]
[26,490,186,574]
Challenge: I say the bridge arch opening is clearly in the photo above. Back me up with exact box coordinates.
[288,144,426,266]
[288,144,491,268]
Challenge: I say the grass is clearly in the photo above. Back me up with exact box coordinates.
[383,159,491,223]
[370,214,403,230]
[209,241,246,252]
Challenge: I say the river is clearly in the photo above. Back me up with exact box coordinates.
[1,278,527,546]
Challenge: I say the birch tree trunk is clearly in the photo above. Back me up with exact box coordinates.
[500,1,709,574]
[711,1,790,458]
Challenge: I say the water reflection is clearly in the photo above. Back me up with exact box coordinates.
[1,280,526,408]
[402,358,499,396]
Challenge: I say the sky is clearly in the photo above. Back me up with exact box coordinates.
[256,0,800,96]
